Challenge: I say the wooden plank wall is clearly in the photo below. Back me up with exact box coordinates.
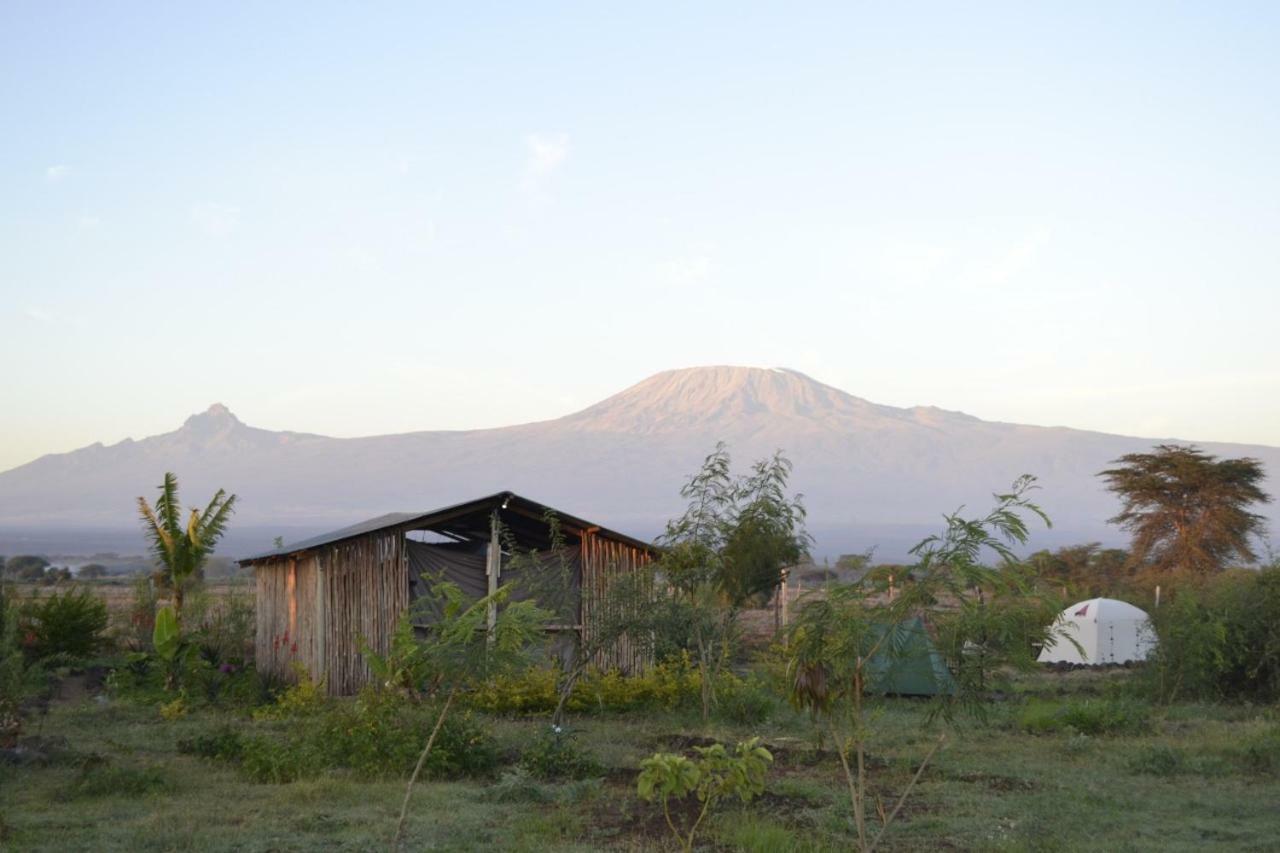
[320,530,409,695]
[254,554,319,680]
[253,531,409,695]
[255,526,648,693]
[579,532,655,674]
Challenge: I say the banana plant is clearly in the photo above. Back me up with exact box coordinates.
[137,472,237,620]
[152,605,189,691]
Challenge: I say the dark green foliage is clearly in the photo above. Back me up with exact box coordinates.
[77,563,109,579]
[654,444,809,722]
[187,691,500,784]
[6,555,50,581]
[1028,543,1135,598]
[1144,566,1280,703]
[1018,698,1152,736]
[19,586,109,661]
[520,726,602,781]
[1100,445,1271,574]
[713,675,777,724]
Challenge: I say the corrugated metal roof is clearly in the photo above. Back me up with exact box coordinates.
[238,491,657,564]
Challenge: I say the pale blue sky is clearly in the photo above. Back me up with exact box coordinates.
[3,2,1279,471]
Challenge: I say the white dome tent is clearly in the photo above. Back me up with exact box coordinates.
[1038,598,1155,665]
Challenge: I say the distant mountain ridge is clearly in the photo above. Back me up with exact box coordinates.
[2,366,1277,560]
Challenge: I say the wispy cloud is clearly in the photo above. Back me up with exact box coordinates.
[190,203,241,237]
[45,164,71,182]
[521,133,570,192]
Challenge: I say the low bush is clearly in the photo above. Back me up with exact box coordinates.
[469,654,764,720]
[1144,566,1280,703]
[186,690,501,784]
[1018,698,1152,736]
[19,587,109,661]
[520,725,602,781]
[253,664,326,719]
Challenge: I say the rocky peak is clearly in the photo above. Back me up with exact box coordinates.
[179,403,244,440]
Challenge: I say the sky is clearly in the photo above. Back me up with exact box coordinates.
[3,2,1280,472]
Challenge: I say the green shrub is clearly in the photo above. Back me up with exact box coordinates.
[468,654,759,718]
[253,663,326,719]
[200,691,501,784]
[19,587,109,661]
[520,725,602,781]
[309,691,499,780]
[1018,698,1152,736]
[715,676,777,724]
[1145,566,1280,703]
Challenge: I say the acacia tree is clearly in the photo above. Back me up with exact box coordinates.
[658,444,809,721]
[786,477,1061,851]
[1100,445,1271,574]
[136,473,237,619]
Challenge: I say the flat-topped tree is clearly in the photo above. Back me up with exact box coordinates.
[137,472,237,620]
[1100,444,1271,574]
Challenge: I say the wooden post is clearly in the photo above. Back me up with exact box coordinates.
[315,553,326,687]
[778,568,791,632]
[486,510,500,637]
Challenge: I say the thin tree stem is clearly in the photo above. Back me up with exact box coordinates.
[391,686,457,851]
[829,719,862,847]
[867,734,946,853]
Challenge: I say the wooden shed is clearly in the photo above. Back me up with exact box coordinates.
[238,491,658,695]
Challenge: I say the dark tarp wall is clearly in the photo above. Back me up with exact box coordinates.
[406,539,582,628]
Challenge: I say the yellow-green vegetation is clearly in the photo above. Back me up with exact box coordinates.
[3,667,1279,851]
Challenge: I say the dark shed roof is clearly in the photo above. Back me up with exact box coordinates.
[238,491,657,565]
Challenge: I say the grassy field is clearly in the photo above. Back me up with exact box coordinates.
[3,667,1279,852]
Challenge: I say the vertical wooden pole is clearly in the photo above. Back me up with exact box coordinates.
[315,554,326,687]
[487,510,500,637]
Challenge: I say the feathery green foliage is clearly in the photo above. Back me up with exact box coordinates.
[655,443,810,721]
[785,476,1060,851]
[1100,444,1271,574]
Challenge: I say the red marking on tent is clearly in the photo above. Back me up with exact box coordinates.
[1074,604,1089,617]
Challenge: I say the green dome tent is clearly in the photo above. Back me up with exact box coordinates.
[866,616,957,697]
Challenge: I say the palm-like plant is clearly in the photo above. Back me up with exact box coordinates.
[137,472,237,619]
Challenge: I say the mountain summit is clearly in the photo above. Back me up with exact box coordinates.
[1,367,1277,558]
[563,367,916,433]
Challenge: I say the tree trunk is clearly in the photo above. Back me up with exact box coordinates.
[392,686,458,851]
